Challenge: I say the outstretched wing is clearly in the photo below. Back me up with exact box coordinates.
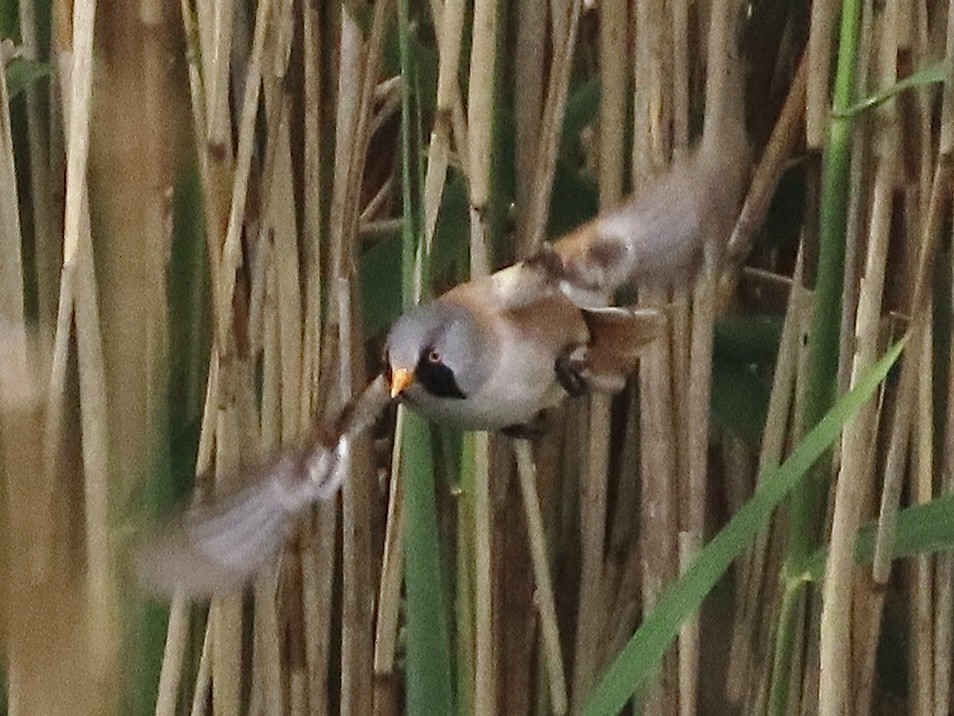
[135,440,349,597]
[135,377,390,597]
[529,140,750,307]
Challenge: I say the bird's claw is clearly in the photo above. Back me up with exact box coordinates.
[555,348,589,397]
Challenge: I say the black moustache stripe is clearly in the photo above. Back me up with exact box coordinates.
[415,358,466,399]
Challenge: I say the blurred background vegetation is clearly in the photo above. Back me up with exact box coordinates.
[2,0,954,715]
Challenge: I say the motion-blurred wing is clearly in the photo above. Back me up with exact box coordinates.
[135,441,348,598]
[535,141,751,307]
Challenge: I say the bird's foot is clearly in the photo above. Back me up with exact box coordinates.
[555,348,589,397]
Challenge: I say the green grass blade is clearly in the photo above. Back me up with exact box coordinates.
[802,493,954,581]
[403,410,455,715]
[583,338,905,716]
[834,60,950,119]
[397,0,454,712]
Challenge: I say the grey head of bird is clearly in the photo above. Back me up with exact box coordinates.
[384,299,498,403]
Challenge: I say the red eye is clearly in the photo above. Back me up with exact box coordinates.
[427,349,441,364]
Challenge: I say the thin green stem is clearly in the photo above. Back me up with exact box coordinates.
[398,0,418,310]
[398,0,454,712]
[774,0,864,710]
[767,575,803,715]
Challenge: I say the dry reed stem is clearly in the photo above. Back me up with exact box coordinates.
[464,1,499,711]
[726,252,807,703]
[521,0,583,254]
[632,3,677,713]
[599,0,627,208]
[198,5,276,712]
[374,414,406,676]
[203,0,234,151]
[514,441,568,715]
[327,11,362,280]
[683,7,744,708]
[805,0,837,147]
[211,553,244,713]
[631,0,670,185]
[340,3,390,268]
[912,318,935,716]
[254,573,284,714]
[725,49,807,270]
[570,395,612,714]
[245,239,271,362]
[467,0,498,212]
[591,12,631,687]
[215,0,273,354]
[919,13,954,716]
[421,117,450,253]
[671,0,690,155]
[701,0,739,143]
[669,0,692,530]
[473,430,496,716]
[935,236,954,715]
[817,110,895,716]
[56,0,120,689]
[514,0,547,252]
[61,0,95,267]
[336,274,369,716]
[671,288,691,515]
[300,510,334,716]
[2,342,107,716]
[682,266,712,712]
[456,479,477,716]
[550,0,569,43]
[871,154,952,583]
[373,408,406,674]
[436,0,466,113]
[570,1,626,711]
[682,235,716,714]
[935,61,954,697]
[179,0,222,310]
[193,7,279,714]
[265,109,303,444]
[838,9,886,695]
[189,618,213,716]
[300,0,323,420]
[316,8,389,716]
[154,596,190,716]
[637,323,678,714]
[676,533,700,716]
[289,669,306,716]
[425,0,458,243]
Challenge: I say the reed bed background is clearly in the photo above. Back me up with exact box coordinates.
[3,0,954,714]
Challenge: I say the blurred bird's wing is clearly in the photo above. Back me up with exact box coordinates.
[135,439,350,597]
[134,376,390,598]
[530,138,751,308]
[455,136,749,316]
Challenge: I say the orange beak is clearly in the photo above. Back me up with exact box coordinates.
[389,367,415,399]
